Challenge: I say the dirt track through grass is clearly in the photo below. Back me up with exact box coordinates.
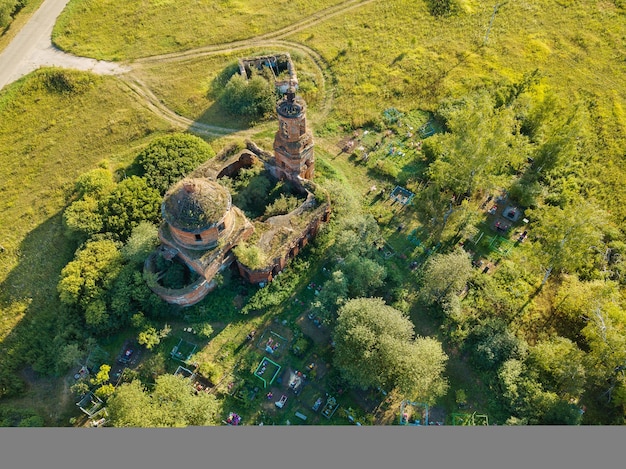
[3,0,375,135]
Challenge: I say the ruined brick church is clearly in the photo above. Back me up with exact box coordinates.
[144,63,330,307]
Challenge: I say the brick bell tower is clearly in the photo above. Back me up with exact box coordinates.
[273,84,314,181]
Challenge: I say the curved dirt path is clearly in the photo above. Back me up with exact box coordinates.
[121,75,237,137]
[132,0,376,65]
[1,0,376,135]
[119,0,380,136]
[121,38,337,137]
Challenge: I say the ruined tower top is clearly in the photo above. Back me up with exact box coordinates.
[277,81,305,119]
[273,85,314,181]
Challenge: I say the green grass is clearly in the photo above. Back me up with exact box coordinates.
[287,0,626,128]
[0,69,171,333]
[52,0,346,60]
[130,46,325,129]
[0,69,172,417]
[47,1,626,134]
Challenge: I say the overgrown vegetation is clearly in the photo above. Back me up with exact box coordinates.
[2,0,626,426]
[0,69,170,415]
[135,133,216,195]
[216,73,277,123]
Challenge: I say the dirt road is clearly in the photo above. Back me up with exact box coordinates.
[0,0,128,91]
[0,0,375,135]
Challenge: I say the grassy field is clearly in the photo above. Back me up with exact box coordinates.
[52,0,346,60]
[287,0,626,128]
[130,45,326,129]
[0,68,172,345]
[55,1,626,137]
[269,0,626,225]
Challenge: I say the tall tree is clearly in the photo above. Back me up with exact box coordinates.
[498,358,583,425]
[329,213,382,259]
[467,318,526,371]
[101,176,161,241]
[427,90,525,199]
[581,298,626,405]
[57,239,124,309]
[106,380,156,427]
[218,73,276,120]
[332,298,448,402]
[62,168,115,238]
[393,337,450,402]
[339,253,387,298]
[72,167,116,199]
[121,221,159,265]
[526,199,605,285]
[420,248,473,306]
[527,337,586,398]
[107,375,220,427]
[310,269,348,323]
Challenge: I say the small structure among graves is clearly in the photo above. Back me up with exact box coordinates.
[287,369,305,395]
[321,395,339,419]
[312,397,323,412]
[225,412,242,426]
[174,365,196,380]
[76,391,104,417]
[275,394,288,408]
[452,412,489,426]
[502,205,523,222]
[399,400,429,426]
[170,338,198,363]
[254,357,282,388]
[390,186,415,206]
[257,330,289,358]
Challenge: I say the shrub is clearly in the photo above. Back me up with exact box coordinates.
[264,194,302,217]
[291,337,311,357]
[373,159,401,181]
[218,73,276,121]
[136,133,215,195]
[198,362,223,385]
[195,323,214,340]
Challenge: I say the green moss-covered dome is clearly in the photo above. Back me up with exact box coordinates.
[162,178,231,232]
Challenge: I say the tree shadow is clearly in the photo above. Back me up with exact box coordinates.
[0,211,77,321]
[193,100,256,132]
[0,211,79,401]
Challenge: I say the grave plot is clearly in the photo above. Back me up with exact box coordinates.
[170,338,197,363]
[452,412,489,426]
[253,356,282,388]
[284,368,307,396]
[389,186,415,206]
[321,395,340,419]
[256,329,289,358]
[399,400,429,426]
